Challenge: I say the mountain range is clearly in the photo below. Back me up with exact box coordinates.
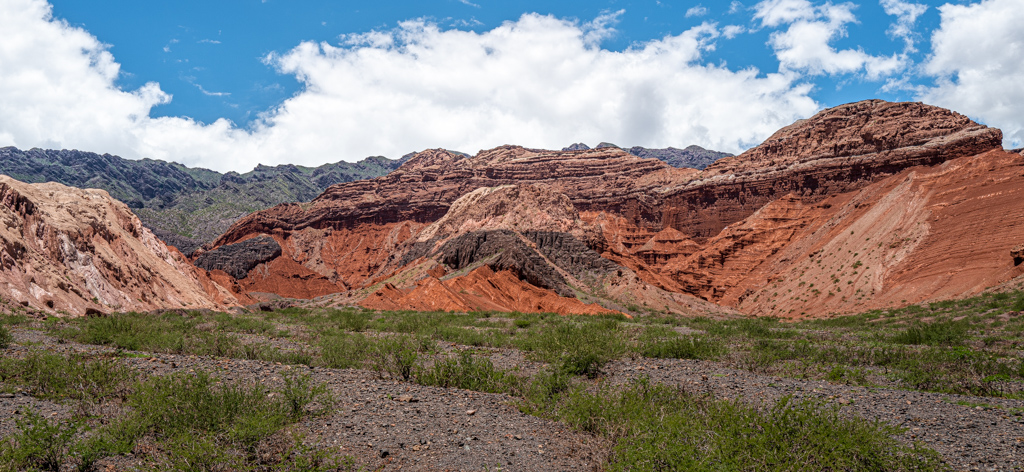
[1,99,1021,319]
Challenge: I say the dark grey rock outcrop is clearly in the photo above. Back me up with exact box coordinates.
[194,235,282,279]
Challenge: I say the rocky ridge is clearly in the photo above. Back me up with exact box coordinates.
[560,142,732,169]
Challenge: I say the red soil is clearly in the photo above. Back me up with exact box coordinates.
[360,266,623,316]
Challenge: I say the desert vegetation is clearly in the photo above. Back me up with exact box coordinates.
[3,291,1022,470]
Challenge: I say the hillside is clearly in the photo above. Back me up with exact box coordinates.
[0,147,406,254]
[0,176,246,316]
[200,100,1015,318]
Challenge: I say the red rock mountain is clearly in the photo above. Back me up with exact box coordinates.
[0,176,250,316]
[198,99,1015,317]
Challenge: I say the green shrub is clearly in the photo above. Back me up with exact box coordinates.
[516,318,625,378]
[640,336,726,360]
[417,350,519,394]
[319,332,370,369]
[0,324,12,349]
[0,409,78,472]
[0,351,133,403]
[892,320,969,346]
[368,335,424,381]
[279,372,331,421]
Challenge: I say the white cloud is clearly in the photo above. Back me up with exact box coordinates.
[0,0,822,172]
[581,9,624,46]
[198,39,221,44]
[193,83,230,97]
[457,0,480,8]
[879,0,927,52]
[729,1,745,14]
[920,0,1024,149]
[685,5,708,17]
[722,25,746,38]
[754,0,817,27]
[755,0,903,79]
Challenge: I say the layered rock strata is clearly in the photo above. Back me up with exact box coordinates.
[0,176,245,316]
[206,100,1012,317]
[659,100,1003,240]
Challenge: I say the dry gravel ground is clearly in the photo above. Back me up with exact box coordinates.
[2,326,1023,471]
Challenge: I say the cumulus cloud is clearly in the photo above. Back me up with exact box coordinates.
[920,0,1024,149]
[879,0,927,52]
[722,25,746,38]
[755,0,903,79]
[685,5,709,17]
[0,0,823,172]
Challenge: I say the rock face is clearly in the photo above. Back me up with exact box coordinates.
[696,148,1024,317]
[207,100,1015,318]
[659,100,1003,240]
[0,176,245,316]
[194,236,282,279]
[212,146,687,247]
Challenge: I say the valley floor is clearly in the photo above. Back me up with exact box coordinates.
[1,297,1023,471]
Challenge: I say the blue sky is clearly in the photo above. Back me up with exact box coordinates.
[1,0,1021,172]
[50,0,938,126]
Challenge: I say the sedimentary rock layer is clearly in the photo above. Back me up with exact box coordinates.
[0,176,245,316]
[205,100,1012,317]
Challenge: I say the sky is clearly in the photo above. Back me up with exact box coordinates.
[0,0,1021,173]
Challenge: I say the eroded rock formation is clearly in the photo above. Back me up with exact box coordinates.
[0,176,246,316]
[205,100,1017,318]
[194,235,282,279]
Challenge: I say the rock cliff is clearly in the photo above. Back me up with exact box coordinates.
[0,176,246,316]
[658,100,1003,240]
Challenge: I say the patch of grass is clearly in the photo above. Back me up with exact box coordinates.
[0,409,78,472]
[639,335,726,360]
[417,350,520,394]
[516,318,625,378]
[892,320,969,346]
[322,308,372,332]
[213,313,275,335]
[0,351,133,403]
[0,324,12,349]
[541,377,944,471]
[319,332,371,369]
[101,370,336,468]
[57,311,315,366]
